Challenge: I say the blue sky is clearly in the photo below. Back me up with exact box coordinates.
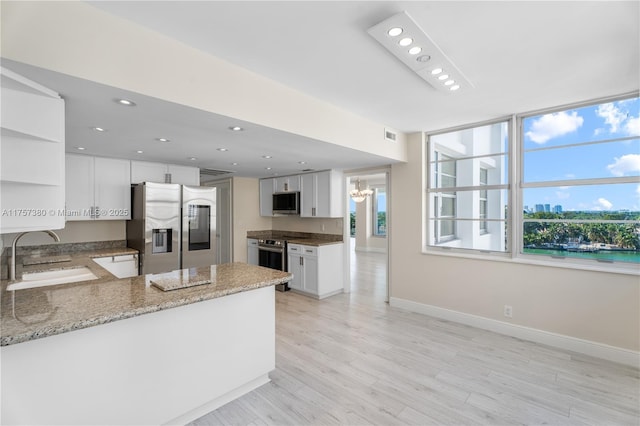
[523,97,639,212]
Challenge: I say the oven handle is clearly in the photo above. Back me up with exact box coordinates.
[258,246,285,254]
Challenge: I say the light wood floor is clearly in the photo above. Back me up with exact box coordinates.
[191,249,640,425]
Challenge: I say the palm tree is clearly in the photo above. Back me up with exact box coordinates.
[615,225,640,249]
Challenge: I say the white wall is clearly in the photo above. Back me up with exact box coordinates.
[1,1,407,162]
[391,133,640,353]
[1,221,125,247]
[232,177,272,263]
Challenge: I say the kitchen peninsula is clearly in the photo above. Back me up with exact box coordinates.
[1,246,291,425]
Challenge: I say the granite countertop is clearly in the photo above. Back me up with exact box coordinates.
[1,249,291,346]
[247,230,343,246]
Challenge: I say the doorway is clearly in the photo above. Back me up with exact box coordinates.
[202,178,232,264]
[344,170,390,303]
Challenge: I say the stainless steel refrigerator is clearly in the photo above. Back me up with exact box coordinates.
[181,185,216,270]
[126,182,216,275]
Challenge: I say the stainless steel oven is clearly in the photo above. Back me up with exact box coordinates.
[258,238,289,291]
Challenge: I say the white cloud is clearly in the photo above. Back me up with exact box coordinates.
[625,116,640,136]
[596,103,626,133]
[607,154,640,177]
[555,191,571,199]
[596,198,613,210]
[596,101,639,136]
[525,111,583,144]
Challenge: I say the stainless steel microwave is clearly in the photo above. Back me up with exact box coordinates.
[272,191,300,215]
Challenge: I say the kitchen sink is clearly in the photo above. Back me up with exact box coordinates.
[7,267,99,291]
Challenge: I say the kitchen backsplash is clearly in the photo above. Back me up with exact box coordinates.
[0,240,128,280]
[271,216,343,234]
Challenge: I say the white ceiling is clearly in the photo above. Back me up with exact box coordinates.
[4,1,638,179]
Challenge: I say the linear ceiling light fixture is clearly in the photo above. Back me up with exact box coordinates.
[367,11,472,93]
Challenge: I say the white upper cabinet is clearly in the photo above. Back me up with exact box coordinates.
[259,178,275,217]
[274,175,300,192]
[130,160,199,186]
[262,170,343,218]
[130,161,167,184]
[300,170,343,218]
[1,67,65,233]
[167,164,200,186]
[66,154,131,221]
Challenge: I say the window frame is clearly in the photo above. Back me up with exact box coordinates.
[425,116,512,254]
[516,94,639,270]
[479,167,488,234]
[371,186,387,237]
[433,152,457,243]
[422,92,639,275]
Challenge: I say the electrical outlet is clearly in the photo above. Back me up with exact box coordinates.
[503,305,513,318]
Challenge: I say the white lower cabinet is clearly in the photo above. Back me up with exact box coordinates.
[287,243,343,299]
[247,238,259,265]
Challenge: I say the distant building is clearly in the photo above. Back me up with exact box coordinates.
[535,204,544,212]
[544,204,551,212]
[553,205,563,213]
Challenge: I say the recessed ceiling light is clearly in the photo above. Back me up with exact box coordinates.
[399,37,413,47]
[136,150,144,154]
[156,138,170,142]
[262,155,272,159]
[116,98,136,106]
[92,127,106,132]
[438,74,449,80]
[431,68,443,75]
[450,85,460,91]
[416,55,431,63]
[229,126,243,131]
[387,27,403,37]
[231,162,238,166]
[265,167,272,170]
[188,157,197,161]
[76,146,86,150]
[298,161,306,165]
[217,148,228,152]
[408,46,422,55]
[444,80,455,86]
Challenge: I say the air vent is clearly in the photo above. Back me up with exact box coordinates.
[384,128,397,142]
[200,168,233,177]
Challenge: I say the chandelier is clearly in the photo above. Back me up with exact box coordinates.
[350,178,373,203]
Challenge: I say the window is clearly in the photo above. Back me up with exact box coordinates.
[427,120,510,251]
[371,187,387,237]
[433,152,457,242]
[479,168,488,233]
[520,96,639,264]
[424,95,639,270]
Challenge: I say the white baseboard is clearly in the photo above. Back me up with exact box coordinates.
[389,297,640,368]
[164,374,271,425]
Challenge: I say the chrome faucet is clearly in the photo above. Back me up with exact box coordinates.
[9,230,60,281]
